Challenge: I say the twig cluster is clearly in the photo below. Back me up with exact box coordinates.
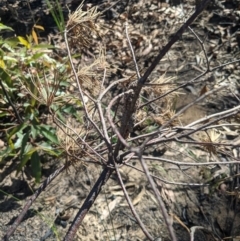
[3,0,240,240]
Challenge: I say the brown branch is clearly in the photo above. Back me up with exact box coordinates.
[139,0,211,85]
[114,161,154,240]
[112,0,211,157]
[63,166,113,241]
[64,29,106,143]
[107,90,133,150]
[138,154,177,241]
[125,163,206,187]
[135,156,240,168]
[136,105,240,148]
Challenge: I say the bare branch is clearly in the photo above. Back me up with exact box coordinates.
[138,154,177,241]
[125,21,141,80]
[63,167,113,241]
[114,161,154,240]
[139,0,211,85]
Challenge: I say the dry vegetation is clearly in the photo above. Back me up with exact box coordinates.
[1,0,240,241]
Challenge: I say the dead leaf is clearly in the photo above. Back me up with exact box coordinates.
[100,196,122,220]
[199,85,208,96]
[133,186,145,206]
[141,41,153,56]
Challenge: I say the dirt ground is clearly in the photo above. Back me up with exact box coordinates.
[0,0,240,241]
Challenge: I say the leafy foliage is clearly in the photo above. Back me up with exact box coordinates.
[45,0,65,32]
[0,23,80,182]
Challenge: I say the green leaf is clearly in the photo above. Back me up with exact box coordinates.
[3,55,19,63]
[111,136,118,144]
[0,189,20,201]
[17,93,25,98]
[17,145,36,172]
[14,133,24,149]
[31,151,41,182]
[1,37,19,49]
[42,53,56,65]
[0,110,10,118]
[8,123,27,141]
[146,125,158,133]
[18,36,31,49]
[0,68,13,88]
[45,0,65,32]
[38,126,59,144]
[26,52,45,64]
[0,59,6,69]
[62,104,76,114]
[32,44,54,49]
[23,103,31,108]
[19,131,30,159]
[0,23,14,32]
[187,149,197,160]
[31,125,38,139]
[0,146,12,162]
[37,142,62,156]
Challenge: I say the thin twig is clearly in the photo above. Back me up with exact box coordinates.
[190,226,204,241]
[188,26,210,71]
[125,163,207,186]
[64,29,106,142]
[107,89,133,150]
[138,0,211,85]
[132,84,228,146]
[138,154,177,241]
[187,104,240,128]
[144,114,236,149]
[53,116,108,164]
[134,155,240,167]
[125,21,141,80]
[211,59,240,71]
[158,85,226,131]
[134,105,240,148]
[114,161,154,240]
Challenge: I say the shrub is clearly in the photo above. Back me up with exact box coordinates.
[0,23,80,182]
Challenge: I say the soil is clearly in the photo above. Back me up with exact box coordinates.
[0,0,240,241]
